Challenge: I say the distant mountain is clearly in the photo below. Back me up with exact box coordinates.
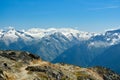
[92,43,120,73]
[0,27,93,61]
[0,50,120,80]
[52,42,106,67]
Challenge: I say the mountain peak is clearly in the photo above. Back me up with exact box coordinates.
[105,28,120,33]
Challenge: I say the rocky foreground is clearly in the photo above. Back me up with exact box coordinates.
[0,50,120,80]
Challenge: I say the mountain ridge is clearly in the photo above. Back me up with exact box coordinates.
[0,27,95,61]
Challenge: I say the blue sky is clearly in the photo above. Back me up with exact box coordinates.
[0,0,120,32]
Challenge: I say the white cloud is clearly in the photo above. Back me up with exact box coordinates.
[89,6,120,10]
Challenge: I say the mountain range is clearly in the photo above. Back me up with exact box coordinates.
[0,27,120,73]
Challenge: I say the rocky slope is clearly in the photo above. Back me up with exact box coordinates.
[0,50,120,80]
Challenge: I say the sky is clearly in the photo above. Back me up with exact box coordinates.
[0,0,120,32]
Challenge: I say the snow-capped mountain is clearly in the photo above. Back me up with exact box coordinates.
[0,27,94,61]
[0,27,93,45]
[88,29,120,48]
[1,27,120,62]
[24,28,94,41]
